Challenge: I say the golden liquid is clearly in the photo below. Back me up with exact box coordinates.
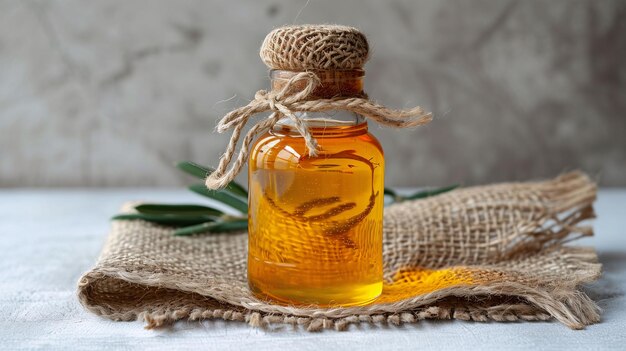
[248,122,384,306]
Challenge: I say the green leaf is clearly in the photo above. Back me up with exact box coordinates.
[177,161,248,198]
[188,184,249,214]
[112,213,217,226]
[383,188,397,198]
[135,203,223,217]
[174,220,248,236]
[405,184,459,200]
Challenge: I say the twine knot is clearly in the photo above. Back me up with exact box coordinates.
[205,71,432,190]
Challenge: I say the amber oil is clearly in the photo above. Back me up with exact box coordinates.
[247,70,384,306]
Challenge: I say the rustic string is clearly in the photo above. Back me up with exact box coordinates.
[205,71,432,189]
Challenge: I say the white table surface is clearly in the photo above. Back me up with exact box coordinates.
[1,188,625,350]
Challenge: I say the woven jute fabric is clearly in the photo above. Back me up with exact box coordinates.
[78,172,601,331]
[260,24,369,71]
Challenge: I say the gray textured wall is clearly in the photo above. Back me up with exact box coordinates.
[1,0,624,187]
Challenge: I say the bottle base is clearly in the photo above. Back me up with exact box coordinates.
[249,279,383,307]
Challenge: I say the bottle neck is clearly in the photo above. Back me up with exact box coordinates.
[269,69,367,136]
[270,69,365,99]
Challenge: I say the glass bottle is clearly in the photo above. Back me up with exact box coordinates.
[247,69,384,306]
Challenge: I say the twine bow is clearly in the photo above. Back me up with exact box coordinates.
[206,71,432,189]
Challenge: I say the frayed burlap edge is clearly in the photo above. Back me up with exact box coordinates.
[78,246,600,331]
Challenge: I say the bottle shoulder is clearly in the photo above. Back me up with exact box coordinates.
[250,128,384,170]
[251,129,384,156]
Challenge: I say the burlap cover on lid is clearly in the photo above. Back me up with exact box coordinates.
[260,24,369,71]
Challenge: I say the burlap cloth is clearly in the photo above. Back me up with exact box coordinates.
[78,172,601,331]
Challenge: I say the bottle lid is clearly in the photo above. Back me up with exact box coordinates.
[260,24,369,71]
